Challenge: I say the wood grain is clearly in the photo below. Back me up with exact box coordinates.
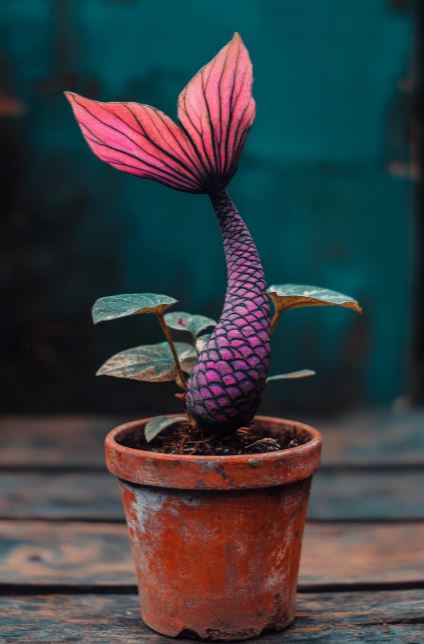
[0,591,422,642]
[1,410,423,468]
[0,520,423,587]
[0,473,122,520]
[319,409,424,466]
[0,470,423,520]
[310,470,424,519]
[0,416,122,467]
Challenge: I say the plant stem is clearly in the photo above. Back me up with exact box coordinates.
[185,189,271,429]
[157,314,197,428]
[270,308,283,332]
[156,313,187,390]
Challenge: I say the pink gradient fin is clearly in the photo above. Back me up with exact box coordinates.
[65,34,255,193]
[178,33,255,190]
[65,92,203,192]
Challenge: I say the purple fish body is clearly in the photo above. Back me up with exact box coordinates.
[66,34,271,430]
[186,190,270,428]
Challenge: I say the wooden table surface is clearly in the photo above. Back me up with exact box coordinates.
[0,410,423,643]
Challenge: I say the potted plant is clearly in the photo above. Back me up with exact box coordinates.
[65,34,361,641]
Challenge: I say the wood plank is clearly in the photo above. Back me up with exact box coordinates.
[319,409,424,466]
[0,416,122,468]
[310,470,424,520]
[1,410,423,468]
[0,521,422,587]
[0,591,423,642]
[0,473,122,520]
[1,470,423,521]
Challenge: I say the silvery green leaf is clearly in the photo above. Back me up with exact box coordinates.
[267,370,316,382]
[144,415,188,443]
[92,293,177,324]
[267,284,362,314]
[179,350,198,375]
[195,333,212,353]
[96,341,197,382]
[164,311,216,338]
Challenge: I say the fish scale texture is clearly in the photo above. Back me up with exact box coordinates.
[186,189,271,429]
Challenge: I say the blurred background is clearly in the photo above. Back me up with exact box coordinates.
[0,0,421,417]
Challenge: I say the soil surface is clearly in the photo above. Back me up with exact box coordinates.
[119,420,310,456]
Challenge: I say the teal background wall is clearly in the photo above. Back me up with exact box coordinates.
[0,0,413,413]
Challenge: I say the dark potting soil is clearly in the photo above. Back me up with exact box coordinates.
[119,420,310,456]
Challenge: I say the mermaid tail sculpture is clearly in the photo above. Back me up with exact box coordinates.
[186,190,270,428]
[66,34,271,429]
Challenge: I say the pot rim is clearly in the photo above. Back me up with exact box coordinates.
[105,414,322,490]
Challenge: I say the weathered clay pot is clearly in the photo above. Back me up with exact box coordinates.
[105,415,321,641]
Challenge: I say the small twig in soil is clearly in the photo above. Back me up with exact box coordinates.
[243,437,281,451]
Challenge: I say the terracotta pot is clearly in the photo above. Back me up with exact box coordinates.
[105,415,322,641]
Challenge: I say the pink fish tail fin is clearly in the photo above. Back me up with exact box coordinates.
[65,34,254,195]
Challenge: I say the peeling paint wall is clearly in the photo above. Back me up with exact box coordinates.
[0,0,413,412]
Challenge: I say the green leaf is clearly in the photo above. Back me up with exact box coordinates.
[267,284,362,314]
[144,415,188,443]
[195,333,212,353]
[96,341,197,382]
[92,293,177,324]
[179,349,198,375]
[267,369,316,382]
[164,311,216,338]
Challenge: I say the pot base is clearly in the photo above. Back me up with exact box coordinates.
[144,613,295,641]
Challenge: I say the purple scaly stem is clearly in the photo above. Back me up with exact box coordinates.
[185,189,271,429]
